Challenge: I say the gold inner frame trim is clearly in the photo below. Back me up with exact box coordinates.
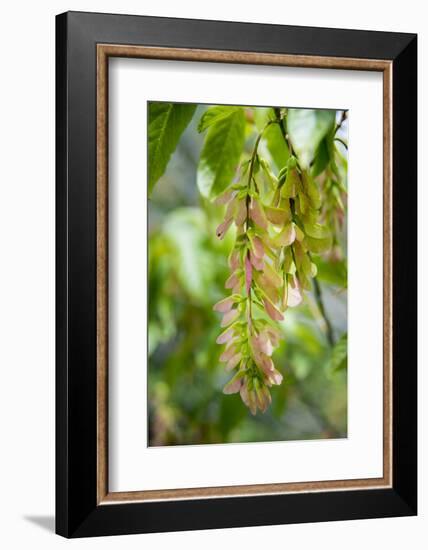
[96,44,393,505]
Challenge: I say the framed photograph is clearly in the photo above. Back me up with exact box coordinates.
[56,11,417,538]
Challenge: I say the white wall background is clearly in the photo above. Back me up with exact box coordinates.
[0,1,424,548]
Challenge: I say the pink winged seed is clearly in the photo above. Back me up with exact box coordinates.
[213,295,235,313]
[249,250,264,271]
[250,235,265,258]
[249,198,268,230]
[220,308,240,327]
[269,368,283,385]
[216,327,235,345]
[216,218,233,240]
[263,297,284,321]
[225,353,242,371]
[275,223,296,247]
[225,271,239,289]
[287,277,303,307]
[214,189,235,205]
[223,375,243,395]
[234,199,247,226]
[252,332,274,356]
[228,249,240,270]
[219,345,237,362]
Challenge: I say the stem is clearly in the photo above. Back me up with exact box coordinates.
[247,119,274,187]
[334,137,348,150]
[334,110,347,134]
[245,124,272,335]
[247,286,253,327]
[312,275,335,347]
[273,107,296,158]
[245,193,253,334]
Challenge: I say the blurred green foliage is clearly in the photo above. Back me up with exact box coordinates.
[148,104,348,446]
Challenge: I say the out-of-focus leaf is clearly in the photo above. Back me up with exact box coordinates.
[293,323,324,356]
[197,108,245,199]
[198,105,240,133]
[219,393,247,436]
[253,106,271,130]
[287,109,336,168]
[313,258,347,288]
[293,355,313,380]
[272,383,288,416]
[148,102,197,195]
[162,207,221,302]
[331,333,347,371]
[148,322,162,355]
[148,236,179,352]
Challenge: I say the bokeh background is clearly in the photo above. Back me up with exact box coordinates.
[148,105,348,446]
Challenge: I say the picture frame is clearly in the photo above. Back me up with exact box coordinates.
[56,10,417,538]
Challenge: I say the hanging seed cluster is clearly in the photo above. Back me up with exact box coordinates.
[213,129,332,414]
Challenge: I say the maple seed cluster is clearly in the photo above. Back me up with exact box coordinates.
[213,140,332,414]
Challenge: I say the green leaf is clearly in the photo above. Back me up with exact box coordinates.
[148,102,197,195]
[264,119,289,171]
[311,137,330,177]
[331,333,348,371]
[287,109,336,168]
[197,108,245,199]
[198,105,240,133]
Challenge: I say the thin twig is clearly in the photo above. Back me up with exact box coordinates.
[334,110,348,134]
[274,107,295,156]
[312,276,335,347]
[334,137,348,150]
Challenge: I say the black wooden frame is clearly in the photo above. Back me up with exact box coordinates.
[56,11,417,538]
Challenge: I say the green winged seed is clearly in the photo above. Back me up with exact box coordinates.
[298,192,309,215]
[264,205,291,225]
[303,222,330,239]
[294,224,305,242]
[305,235,333,254]
[300,253,315,279]
[302,171,322,209]
[281,168,299,198]
[282,247,294,273]
[275,222,296,247]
